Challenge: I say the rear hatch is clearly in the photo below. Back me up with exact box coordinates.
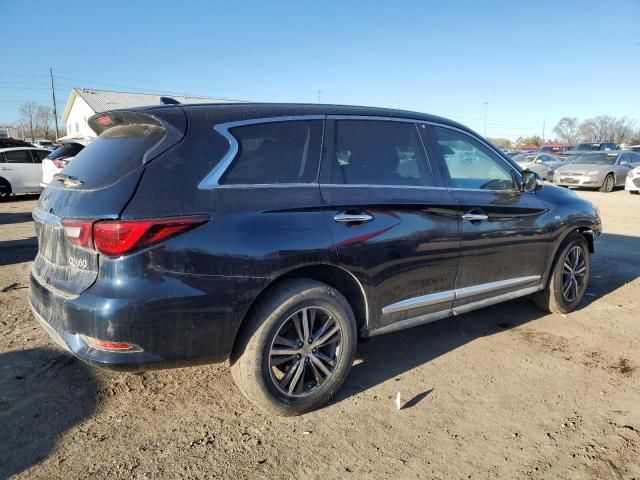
[32,107,186,297]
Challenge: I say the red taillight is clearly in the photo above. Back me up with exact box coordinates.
[62,219,94,250]
[62,216,208,256]
[93,216,208,257]
[52,157,70,168]
[81,335,140,352]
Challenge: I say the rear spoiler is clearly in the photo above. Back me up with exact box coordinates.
[87,108,187,164]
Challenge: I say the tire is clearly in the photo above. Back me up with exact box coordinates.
[533,232,590,314]
[599,174,614,193]
[630,190,639,195]
[0,179,11,201]
[231,278,357,416]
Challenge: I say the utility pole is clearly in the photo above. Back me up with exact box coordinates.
[317,90,322,104]
[49,67,60,139]
[483,102,488,136]
[542,119,546,144]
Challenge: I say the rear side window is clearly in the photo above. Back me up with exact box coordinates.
[330,120,434,186]
[4,150,33,163]
[221,120,323,185]
[48,143,84,160]
[61,115,165,188]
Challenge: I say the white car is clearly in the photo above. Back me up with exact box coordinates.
[626,165,640,194]
[40,141,86,187]
[0,147,49,200]
[32,139,56,150]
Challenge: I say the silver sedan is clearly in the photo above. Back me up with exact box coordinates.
[512,153,563,180]
[553,151,640,192]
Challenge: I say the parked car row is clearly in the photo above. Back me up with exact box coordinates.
[0,141,86,199]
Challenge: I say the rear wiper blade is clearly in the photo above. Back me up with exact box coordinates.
[53,173,84,187]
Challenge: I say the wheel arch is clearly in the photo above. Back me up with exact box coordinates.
[542,226,595,287]
[233,264,369,352]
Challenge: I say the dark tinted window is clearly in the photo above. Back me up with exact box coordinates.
[434,127,516,191]
[330,120,433,186]
[61,123,165,188]
[4,150,33,163]
[32,150,49,163]
[48,143,84,159]
[221,120,323,185]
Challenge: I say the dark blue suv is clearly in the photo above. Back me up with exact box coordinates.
[30,103,601,415]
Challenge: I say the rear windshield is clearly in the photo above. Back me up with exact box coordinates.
[48,143,84,159]
[572,143,606,151]
[60,114,165,188]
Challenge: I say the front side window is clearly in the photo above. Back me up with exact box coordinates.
[433,127,516,191]
[4,150,33,163]
[330,120,434,186]
[221,120,323,185]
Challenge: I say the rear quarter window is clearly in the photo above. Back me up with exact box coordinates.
[220,120,323,185]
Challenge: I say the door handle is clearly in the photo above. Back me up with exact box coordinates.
[334,212,373,223]
[462,213,488,222]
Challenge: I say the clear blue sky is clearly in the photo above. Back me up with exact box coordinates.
[2,0,639,140]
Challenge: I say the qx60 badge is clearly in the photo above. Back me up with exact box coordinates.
[68,256,88,269]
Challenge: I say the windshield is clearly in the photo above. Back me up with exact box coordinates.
[569,153,617,165]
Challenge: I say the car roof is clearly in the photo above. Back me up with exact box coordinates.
[110,102,476,135]
[0,147,47,152]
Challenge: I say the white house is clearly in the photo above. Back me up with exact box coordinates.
[61,88,236,141]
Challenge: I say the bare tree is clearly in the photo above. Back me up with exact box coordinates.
[552,117,580,144]
[578,115,636,144]
[36,106,53,139]
[18,101,38,141]
[487,137,512,148]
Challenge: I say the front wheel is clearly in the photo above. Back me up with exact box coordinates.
[599,174,615,193]
[534,232,590,314]
[231,279,357,416]
[629,190,639,195]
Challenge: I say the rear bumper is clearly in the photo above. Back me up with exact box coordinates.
[28,269,268,372]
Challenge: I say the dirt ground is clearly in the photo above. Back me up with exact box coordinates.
[0,188,639,480]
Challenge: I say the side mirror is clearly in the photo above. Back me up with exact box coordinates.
[522,170,544,192]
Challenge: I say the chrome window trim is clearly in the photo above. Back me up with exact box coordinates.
[198,115,326,189]
[197,112,522,190]
[319,183,449,191]
[381,275,541,316]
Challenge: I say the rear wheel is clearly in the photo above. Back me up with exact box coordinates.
[534,232,590,314]
[231,279,357,416]
[599,174,615,193]
[0,179,11,201]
